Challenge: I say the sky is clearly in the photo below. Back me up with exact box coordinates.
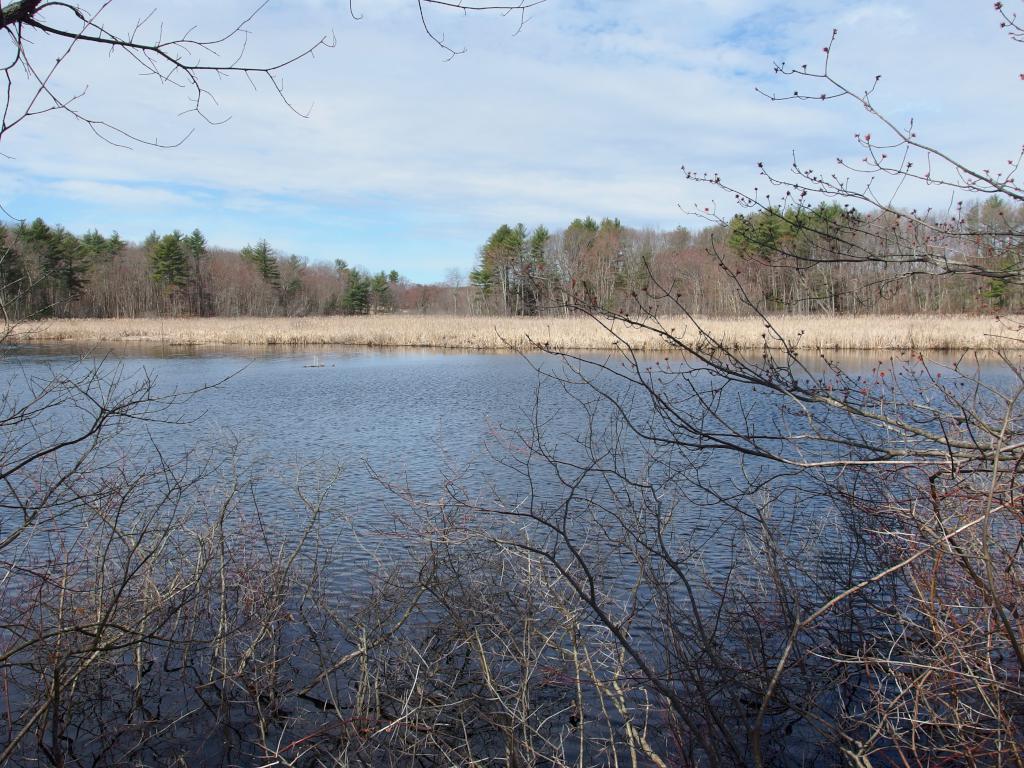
[0,0,1020,282]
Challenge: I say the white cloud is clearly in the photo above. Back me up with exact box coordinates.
[48,180,195,208]
[1,1,1020,279]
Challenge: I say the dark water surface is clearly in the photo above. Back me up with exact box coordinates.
[3,342,1019,765]
[1,342,1010,583]
[1,344,612,579]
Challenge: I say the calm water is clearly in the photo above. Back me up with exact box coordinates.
[1,345,547,581]
[2,342,1018,765]
[1,342,1012,585]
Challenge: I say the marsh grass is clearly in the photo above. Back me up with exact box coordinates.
[12,314,1024,351]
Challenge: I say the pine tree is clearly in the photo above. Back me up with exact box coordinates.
[240,239,281,287]
[143,230,160,257]
[80,229,109,261]
[184,228,209,315]
[151,231,189,288]
[106,231,126,258]
[185,229,207,262]
[469,249,495,296]
[370,270,391,312]
[342,268,370,314]
[46,227,89,312]
[282,254,306,312]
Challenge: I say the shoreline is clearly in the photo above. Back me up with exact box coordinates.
[8,314,1024,351]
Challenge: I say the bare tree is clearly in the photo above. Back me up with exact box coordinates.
[0,1,336,150]
[414,0,546,59]
[401,5,1024,766]
[0,0,548,149]
[0,4,567,766]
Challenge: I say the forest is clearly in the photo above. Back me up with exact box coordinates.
[3,196,1021,321]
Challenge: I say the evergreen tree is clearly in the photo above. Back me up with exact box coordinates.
[151,230,189,288]
[370,270,391,311]
[528,226,549,266]
[48,227,89,309]
[106,231,126,258]
[184,228,209,315]
[78,228,124,261]
[569,216,599,234]
[469,248,495,296]
[80,229,109,261]
[241,239,281,287]
[185,228,207,262]
[143,230,160,257]
[471,223,525,313]
[342,268,371,314]
[23,217,52,248]
[471,223,556,314]
[282,254,306,312]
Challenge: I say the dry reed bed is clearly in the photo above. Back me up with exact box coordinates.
[11,314,1024,351]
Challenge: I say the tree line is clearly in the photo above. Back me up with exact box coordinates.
[0,219,407,318]
[471,198,1024,316]
[1,201,1020,320]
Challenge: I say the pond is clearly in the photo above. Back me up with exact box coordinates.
[1,341,1020,766]
[0,342,1008,565]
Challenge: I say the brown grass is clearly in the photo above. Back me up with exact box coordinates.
[10,314,1024,351]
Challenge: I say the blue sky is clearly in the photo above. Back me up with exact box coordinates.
[1,1,1020,281]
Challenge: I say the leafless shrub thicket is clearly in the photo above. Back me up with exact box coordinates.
[438,6,1024,765]
[5,4,1024,767]
[0,364,675,767]
[309,5,1024,766]
[0,350,351,765]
